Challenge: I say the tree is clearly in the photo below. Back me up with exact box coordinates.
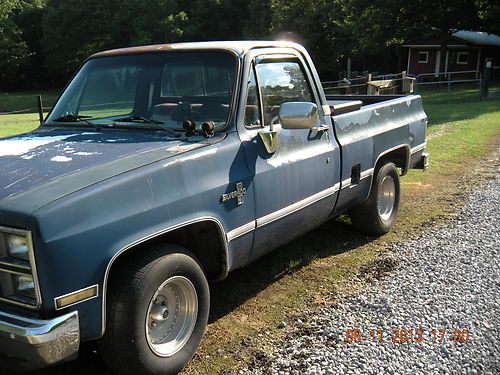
[111,0,187,45]
[10,1,47,88]
[476,0,500,34]
[41,0,188,85]
[0,1,29,89]
[2,0,500,89]
[0,0,19,19]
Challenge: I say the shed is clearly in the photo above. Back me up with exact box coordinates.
[403,30,500,80]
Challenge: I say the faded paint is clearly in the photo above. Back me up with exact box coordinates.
[0,129,201,201]
[0,134,93,157]
[51,155,73,162]
[73,152,98,156]
[267,137,332,168]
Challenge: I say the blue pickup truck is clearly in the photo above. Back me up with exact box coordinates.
[0,41,428,374]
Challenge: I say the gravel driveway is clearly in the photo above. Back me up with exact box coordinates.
[243,174,499,375]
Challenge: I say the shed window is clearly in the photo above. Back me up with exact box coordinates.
[417,51,429,64]
[457,52,469,65]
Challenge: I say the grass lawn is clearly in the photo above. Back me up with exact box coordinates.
[1,87,500,374]
[0,113,45,136]
[0,89,60,113]
[0,89,61,137]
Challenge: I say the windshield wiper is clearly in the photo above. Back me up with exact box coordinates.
[112,116,181,137]
[108,121,180,137]
[53,114,93,121]
[114,116,163,124]
[50,114,102,130]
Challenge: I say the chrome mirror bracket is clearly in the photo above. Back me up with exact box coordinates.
[258,129,279,153]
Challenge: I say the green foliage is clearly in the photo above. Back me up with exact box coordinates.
[0,0,27,88]
[0,0,499,89]
[0,0,20,19]
[41,0,189,80]
[0,0,46,89]
[0,17,29,86]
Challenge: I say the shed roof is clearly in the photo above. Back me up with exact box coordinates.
[452,30,500,47]
[403,30,500,48]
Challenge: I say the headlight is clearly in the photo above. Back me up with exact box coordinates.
[12,274,36,300]
[0,227,40,309]
[5,234,30,261]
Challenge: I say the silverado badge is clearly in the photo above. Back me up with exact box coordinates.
[221,182,246,205]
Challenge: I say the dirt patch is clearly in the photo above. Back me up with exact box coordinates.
[358,255,399,281]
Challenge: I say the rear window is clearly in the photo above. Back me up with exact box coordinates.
[161,57,234,97]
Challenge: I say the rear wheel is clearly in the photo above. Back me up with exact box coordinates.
[349,161,400,235]
[99,246,209,375]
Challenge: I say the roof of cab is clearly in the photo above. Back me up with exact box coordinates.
[89,40,303,59]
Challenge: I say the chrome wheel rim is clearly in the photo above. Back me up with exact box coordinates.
[377,175,396,221]
[145,276,198,357]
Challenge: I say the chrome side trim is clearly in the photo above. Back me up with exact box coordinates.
[0,226,42,310]
[340,178,351,189]
[226,221,255,242]
[256,183,340,228]
[101,216,228,336]
[360,168,374,180]
[410,142,427,154]
[0,310,79,369]
[227,184,341,242]
[340,168,374,190]
[54,284,99,311]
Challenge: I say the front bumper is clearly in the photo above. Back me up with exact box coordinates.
[0,310,79,371]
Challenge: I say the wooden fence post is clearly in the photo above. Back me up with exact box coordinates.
[37,95,44,125]
[480,58,492,100]
[401,71,407,94]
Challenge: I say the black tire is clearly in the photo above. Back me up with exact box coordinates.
[98,245,210,375]
[349,161,400,235]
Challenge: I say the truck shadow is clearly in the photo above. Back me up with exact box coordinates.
[22,216,376,375]
[208,216,374,323]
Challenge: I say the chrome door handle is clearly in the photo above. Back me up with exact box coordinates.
[311,125,329,132]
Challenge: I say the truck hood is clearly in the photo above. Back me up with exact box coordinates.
[0,129,210,211]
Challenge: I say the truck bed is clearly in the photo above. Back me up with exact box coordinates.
[326,94,408,115]
[328,94,427,213]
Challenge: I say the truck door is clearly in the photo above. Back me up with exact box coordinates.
[240,54,341,261]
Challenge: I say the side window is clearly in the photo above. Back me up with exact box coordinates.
[256,61,314,126]
[244,66,261,127]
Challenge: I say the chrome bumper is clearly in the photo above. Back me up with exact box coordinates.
[415,152,429,170]
[0,310,79,371]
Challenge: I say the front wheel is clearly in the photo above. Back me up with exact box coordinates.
[99,246,210,375]
[349,161,400,235]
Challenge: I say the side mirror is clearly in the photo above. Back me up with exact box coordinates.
[279,102,319,129]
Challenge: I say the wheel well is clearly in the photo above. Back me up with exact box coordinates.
[376,146,409,175]
[107,220,227,284]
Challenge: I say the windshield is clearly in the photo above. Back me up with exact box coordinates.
[46,51,237,132]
